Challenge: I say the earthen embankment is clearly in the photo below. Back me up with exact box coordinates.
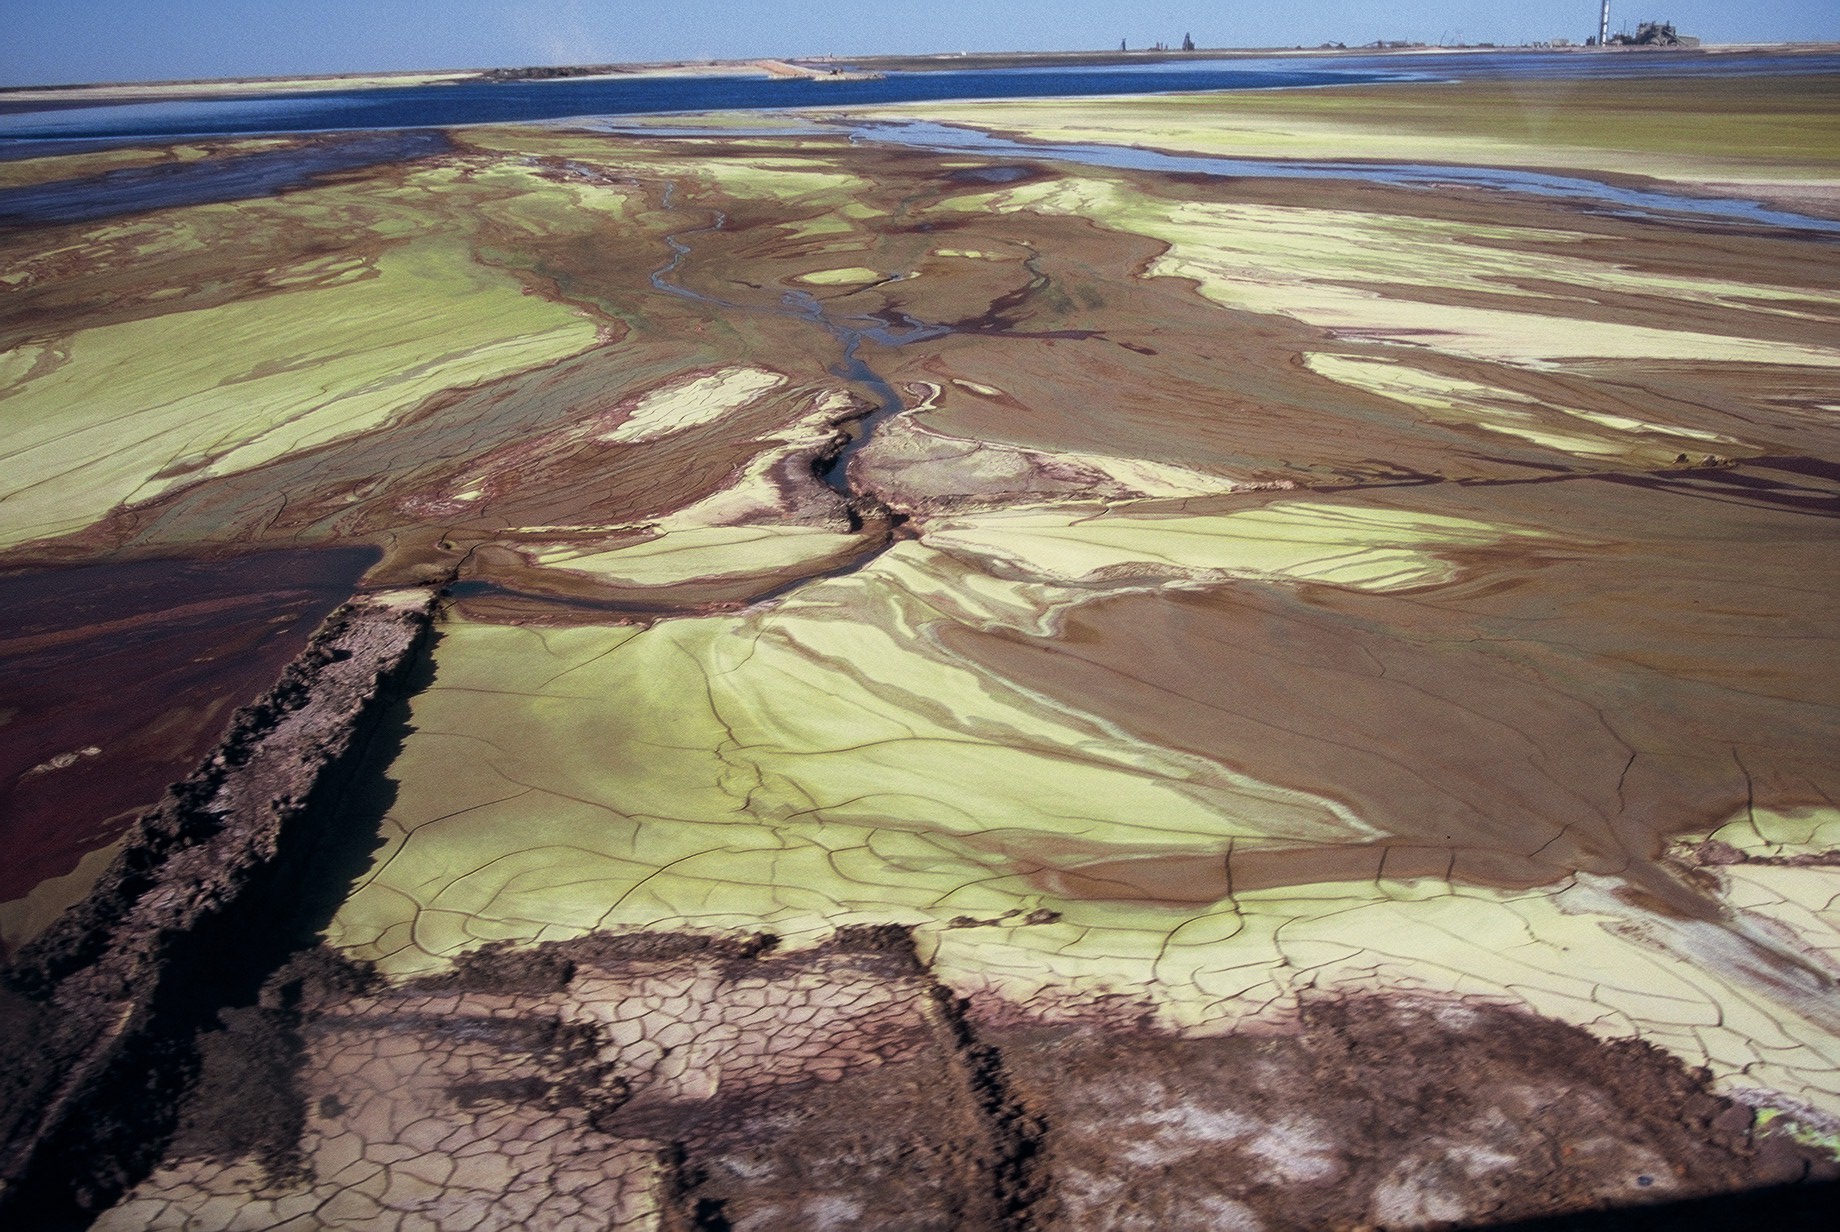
[0,587,438,1224]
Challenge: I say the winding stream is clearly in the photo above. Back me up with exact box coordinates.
[647,179,947,501]
[445,179,946,615]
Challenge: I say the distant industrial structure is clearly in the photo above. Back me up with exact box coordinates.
[1617,21,1698,46]
[1590,4,1700,48]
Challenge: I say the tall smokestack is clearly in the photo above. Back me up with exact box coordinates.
[1598,0,1611,44]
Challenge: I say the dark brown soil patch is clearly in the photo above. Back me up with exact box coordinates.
[991,995,1837,1230]
[676,1051,1007,1231]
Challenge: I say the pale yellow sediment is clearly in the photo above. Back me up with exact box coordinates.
[795,266,887,285]
[448,132,869,205]
[532,523,859,587]
[464,162,635,233]
[923,499,1538,591]
[329,542,1377,977]
[860,89,1840,188]
[938,184,1840,370]
[625,155,865,203]
[601,366,787,443]
[1691,813,1840,1086]
[1703,806,1840,859]
[0,240,597,549]
[1054,450,1246,498]
[1305,353,1749,462]
[602,389,861,531]
[327,575,1840,1122]
[779,213,858,238]
[926,863,1840,1123]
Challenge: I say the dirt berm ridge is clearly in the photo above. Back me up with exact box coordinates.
[0,587,437,1226]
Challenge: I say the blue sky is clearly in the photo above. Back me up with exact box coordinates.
[5,1,1837,86]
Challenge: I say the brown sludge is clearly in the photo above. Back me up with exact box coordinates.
[0,548,379,922]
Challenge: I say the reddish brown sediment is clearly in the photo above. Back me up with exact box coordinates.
[0,548,377,918]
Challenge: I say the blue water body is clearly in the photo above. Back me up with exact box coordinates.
[0,131,448,225]
[0,62,1389,143]
[2,50,1835,145]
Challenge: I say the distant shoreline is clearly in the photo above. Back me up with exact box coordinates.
[5,41,1837,106]
[824,41,1840,73]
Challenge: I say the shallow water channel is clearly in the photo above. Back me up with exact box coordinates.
[841,117,1840,234]
[647,180,948,500]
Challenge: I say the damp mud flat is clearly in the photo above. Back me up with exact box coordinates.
[2,58,1840,1229]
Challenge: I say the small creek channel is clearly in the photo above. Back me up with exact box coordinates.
[647,178,949,500]
[444,179,948,616]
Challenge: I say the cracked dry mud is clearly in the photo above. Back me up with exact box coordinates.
[3,63,1840,1230]
[80,931,1834,1232]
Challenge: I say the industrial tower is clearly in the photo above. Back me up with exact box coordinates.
[1598,0,1611,45]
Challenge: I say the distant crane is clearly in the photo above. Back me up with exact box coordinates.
[1598,0,1611,45]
